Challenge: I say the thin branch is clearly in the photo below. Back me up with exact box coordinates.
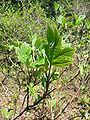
[13,73,52,120]
[66,70,80,84]
[64,31,71,41]
[13,69,80,120]
[8,57,26,75]
[53,70,80,93]
[20,93,28,110]
[55,84,83,119]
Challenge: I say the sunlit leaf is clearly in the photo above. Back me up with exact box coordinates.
[57,15,63,24]
[2,108,7,117]
[78,15,85,21]
[54,2,59,11]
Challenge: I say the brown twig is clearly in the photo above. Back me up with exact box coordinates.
[53,70,80,93]
[13,71,53,120]
[13,69,80,120]
[20,93,28,110]
[54,84,83,119]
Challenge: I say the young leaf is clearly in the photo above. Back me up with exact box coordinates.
[52,99,56,107]
[74,12,78,21]
[31,33,37,50]
[78,15,85,21]
[27,85,35,97]
[54,2,59,11]
[57,15,63,24]
[85,19,90,29]
[8,110,12,117]
[2,108,7,117]
[15,42,31,64]
[78,64,84,75]
[21,42,31,55]
[15,47,26,63]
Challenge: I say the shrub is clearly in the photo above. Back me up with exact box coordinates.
[0,0,54,54]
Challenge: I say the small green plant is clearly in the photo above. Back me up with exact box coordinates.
[79,94,89,105]
[4,24,75,119]
[80,86,85,93]
[79,109,90,120]
[2,107,12,120]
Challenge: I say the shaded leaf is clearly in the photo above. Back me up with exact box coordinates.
[54,27,61,46]
[53,47,75,60]
[52,58,73,67]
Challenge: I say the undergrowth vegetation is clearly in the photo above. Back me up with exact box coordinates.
[0,0,90,120]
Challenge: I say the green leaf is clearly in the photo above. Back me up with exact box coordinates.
[45,25,61,63]
[63,17,69,24]
[45,24,56,63]
[73,18,76,26]
[41,76,46,88]
[57,15,63,24]
[8,110,12,116]
[73,13,78,26]
[61,40,71,48]
[80,86,85,93]
[2,108,7,117]
[31,33,37,50]
[74,13,78,21]
[45,57,49,71]
[15,42,31,64]
[44,44,53,62]
[78,64,84,75]
[85,19,90,29]
[11,39,18,47]
[54,27,61,46]
[54,2,59,11]
[86,102,90,107]
[27,85,35,97]
[15,47,22,56]
[78,15,85,21]
[37,94,42,100]
[52,99,56,107]
[32,55,45,68]
[79,109,85,116]
[0,44,10,49]
[48,99,56,107]
[45,25,75,67]
[53,47,75,60]
[52,58,73,67]
[15,47,26,63]
[8,45,15,51]
[47,24,55,45]
[21,42,31,55]
[33,68,44,79]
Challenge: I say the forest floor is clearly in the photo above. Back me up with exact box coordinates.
[0,63,89,120]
